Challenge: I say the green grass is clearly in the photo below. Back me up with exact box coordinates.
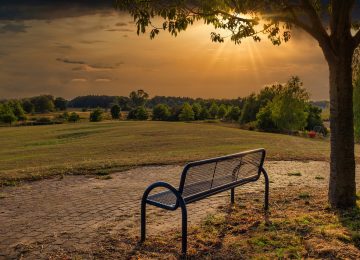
[0,120,359,184]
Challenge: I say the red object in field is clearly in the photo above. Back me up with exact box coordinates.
[308,131,316,138]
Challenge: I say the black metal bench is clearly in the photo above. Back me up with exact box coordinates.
[140,148,269,255]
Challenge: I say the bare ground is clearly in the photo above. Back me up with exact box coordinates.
[0,161,359,259]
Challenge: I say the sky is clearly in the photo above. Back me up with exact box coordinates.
[0,1,330,100]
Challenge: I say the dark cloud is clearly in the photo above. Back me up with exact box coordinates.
[57,57,123,72]
[115,22,128,27]
[56,58,85,65]
[0,22,30,33]
[55,43,72,49]
[79,40,105,44]
[105,28,133,32]
[0,0,114,21]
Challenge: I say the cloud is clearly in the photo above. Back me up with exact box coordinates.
[95,78,111,82]
[79,40,105,44]
[0,22,31,33]
[71,62,123,72]
[105,28,133,32]
[115,22,128,27]
[71,78,87,82]
[56,58,85,65]
[55,43,72,49]
[0,1,114,21]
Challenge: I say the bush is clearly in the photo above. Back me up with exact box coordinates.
[68,112,80,122]
[179,103,194,121]
[111,104,121,119]
[152,104,171,121]
[127,106,149,120]
[354,77,360,142]
[90,108,103,122]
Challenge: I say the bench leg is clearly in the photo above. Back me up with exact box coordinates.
[262,168,269,211]
[180,201,188,256]
[140,198,146,242]
[231,188,235,204]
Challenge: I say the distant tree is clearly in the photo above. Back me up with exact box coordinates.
[256,105,276,131]
[168,105,183,121]
[209,102,219,119]
[227,106,241,122]
[68,112,80,123]
[270,77,309,131]
[179,102,194,121]
[111,104,121,119]
[32,95,55,113]
[257,84,282,108]
[128,106,149,120]
[22,99,35,114]
[217,104,228,119]
[90,108,103,122]
[152,104,171,121]
[54,97,68,111]
[0,103,17,125]
[198,107,210,120]
[192,102,202,120]
[240,94,260,124]
[9,100,26,121]
[129,90,149,107]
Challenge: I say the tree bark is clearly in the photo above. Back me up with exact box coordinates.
[328,43,357,208]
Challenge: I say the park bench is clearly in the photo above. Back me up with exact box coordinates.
[140,148,269,256]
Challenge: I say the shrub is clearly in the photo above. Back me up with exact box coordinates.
[110,104,121,119]
[127,106,149,120]
[68,112,80,122]
[90,108,103,122]
[179,103,195,121]
[152,104,171,121]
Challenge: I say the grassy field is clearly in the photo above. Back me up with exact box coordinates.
[0,120,359,185]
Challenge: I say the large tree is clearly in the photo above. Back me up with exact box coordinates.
[118,0,360,208]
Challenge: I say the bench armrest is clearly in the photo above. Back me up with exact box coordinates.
[142,181,185,210]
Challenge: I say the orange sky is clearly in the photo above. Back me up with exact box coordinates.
[0,12,329,100]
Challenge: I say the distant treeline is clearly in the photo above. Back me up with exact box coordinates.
[0,77,328,134]
[68,95,243,111]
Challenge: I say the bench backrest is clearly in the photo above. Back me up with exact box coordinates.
[178,148,265,202]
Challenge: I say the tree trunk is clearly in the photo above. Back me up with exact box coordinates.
[328,44,357,208]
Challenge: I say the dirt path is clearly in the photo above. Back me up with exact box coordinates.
[0,161,359,259]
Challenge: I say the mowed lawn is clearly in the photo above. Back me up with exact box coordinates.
[0,120,358,184]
